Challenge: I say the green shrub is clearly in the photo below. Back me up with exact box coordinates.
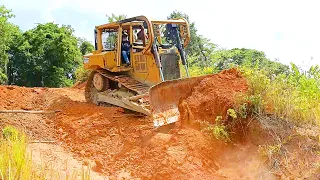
[227,109,237,119]
[205,116,231,142]
[0,126,39,179]
[75,65,91,83]
[0,126,92,180]
[240,64,320,126]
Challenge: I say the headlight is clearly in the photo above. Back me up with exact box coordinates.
[83,57,89,63]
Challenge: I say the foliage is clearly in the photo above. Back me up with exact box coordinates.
[211,48,290,76]
[106,13,127,23]
[8,23,82,87]
[206,116,231,142]
[74,38,93,82]
[258,143,283,169]
[167,11,217,68]
[78,38,94,55]
[241,63,320,126]
[0,126,92,180]
[227,109,237,119]
[75,65,91,83]
[0,126,41,179]
[180,54,218,78]
[0,6,18,84]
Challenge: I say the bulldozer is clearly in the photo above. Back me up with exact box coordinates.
[84,16,212,127]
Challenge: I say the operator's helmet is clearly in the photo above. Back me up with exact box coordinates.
[122,31,128,41]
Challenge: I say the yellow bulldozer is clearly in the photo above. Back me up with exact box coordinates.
[83,16,212,127]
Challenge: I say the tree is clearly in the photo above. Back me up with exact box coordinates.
[106,14,127,23]
[78,38,94,55]
[0,5,17,84]
[8,23,82,87]
[167,11,217,68]
[211,48,290,76]
[74,14,127,83]
[74,38,94,82]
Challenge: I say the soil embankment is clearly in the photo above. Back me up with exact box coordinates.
[1,69,319,179]
[179,68,248,125]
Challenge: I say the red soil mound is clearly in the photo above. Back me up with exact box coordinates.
[72,81,87,90]
[179,68,248,124]
[0,86,48,110]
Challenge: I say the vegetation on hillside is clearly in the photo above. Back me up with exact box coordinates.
[0,126,43,179]
[0,126,92,180]
[7,23,82,87]
[241,64,320,126]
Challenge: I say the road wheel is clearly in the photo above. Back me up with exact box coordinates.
[93,72,107,92]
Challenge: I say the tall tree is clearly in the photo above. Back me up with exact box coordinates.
[106,14,127,23]
[8,23,82,87]
[74,13,128,83]
[167,11,216,68]
[78,38,94,55]
[0,5,18,84]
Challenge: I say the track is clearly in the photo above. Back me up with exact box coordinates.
[85,69,152,115]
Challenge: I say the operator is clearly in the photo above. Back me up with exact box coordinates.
[121,32,131,66]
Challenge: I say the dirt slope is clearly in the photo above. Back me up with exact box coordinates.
[180,68,248,123]
[1,69,319,179]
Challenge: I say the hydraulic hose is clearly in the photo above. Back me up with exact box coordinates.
[152,42,165,81]
[172,27,190,77]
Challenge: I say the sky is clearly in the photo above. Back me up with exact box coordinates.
[2,0,319,70]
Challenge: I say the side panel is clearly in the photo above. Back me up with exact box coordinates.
[84,52,117,70]
[130,52,161,86]
[103,52,117,69]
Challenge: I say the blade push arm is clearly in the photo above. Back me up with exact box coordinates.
[166,24,190,77]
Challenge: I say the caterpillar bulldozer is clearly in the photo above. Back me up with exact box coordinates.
[84,16,212,127]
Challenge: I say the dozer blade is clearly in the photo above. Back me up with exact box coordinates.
[149,74,215,127]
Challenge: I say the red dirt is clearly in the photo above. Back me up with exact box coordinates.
[72,81,87,90]
[0,86,48,110]
[0,84,267,179]
[179,68,248,124]
[1,69,319,179]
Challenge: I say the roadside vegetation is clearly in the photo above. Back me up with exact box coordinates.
[0,126,91,180]
[241,64,320,126]
[0,126,43,179]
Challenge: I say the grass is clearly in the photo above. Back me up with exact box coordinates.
[0,125,92,180]
[240,64,320,127]
[258,143,285,171]
[74,64,91,83]
[204,116,232,142]
[0,126,42,180]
